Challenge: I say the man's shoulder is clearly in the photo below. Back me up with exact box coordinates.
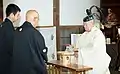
[25,28,42,37]
[34,29,42,36]
[93,27,105,38]
[0,20,13,28]
[93,27,103,33]
[0,22,7,30]
[33,29,45,40]
[0,22,2,28]
[0,23,3,32]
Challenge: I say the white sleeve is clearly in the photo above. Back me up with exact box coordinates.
[76,31,106,53]
[82,31,106,53]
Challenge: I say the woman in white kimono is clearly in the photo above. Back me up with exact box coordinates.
[76,15,111,74]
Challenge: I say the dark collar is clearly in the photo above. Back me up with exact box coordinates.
[4,18,14,30]
[5,18,13,25]
[21,21,34,28]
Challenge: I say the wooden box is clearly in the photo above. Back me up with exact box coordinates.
[57,51,74,65]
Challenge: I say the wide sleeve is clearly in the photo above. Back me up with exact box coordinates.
[76,31,106,53]
[34,31,48,62]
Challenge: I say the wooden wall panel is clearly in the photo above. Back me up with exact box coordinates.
[102,0,120,4]
[0,0,3,22]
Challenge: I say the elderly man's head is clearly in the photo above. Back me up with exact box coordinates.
[83,15,94,32]
[26,10,39,27]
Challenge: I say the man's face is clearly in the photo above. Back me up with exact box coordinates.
[83,20,93,32]
[33,13,39,27]
[34,16,39,27]
[13,11,21,22]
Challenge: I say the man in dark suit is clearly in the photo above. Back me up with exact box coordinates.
[12,10,48,74]
[0,4,21,74]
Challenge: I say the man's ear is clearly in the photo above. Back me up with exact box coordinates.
[9,13,14,18]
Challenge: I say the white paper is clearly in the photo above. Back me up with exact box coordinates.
[71,34,81,45]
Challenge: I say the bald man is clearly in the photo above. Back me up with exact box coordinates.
[12,10,48,74]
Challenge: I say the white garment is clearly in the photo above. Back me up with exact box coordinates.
[76,26,111,74]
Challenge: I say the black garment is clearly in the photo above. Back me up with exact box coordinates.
[0,18,14,74]
[106,44,118,71]
[117,40,120,70]
[83,14,94,22]
[12,21,48,74]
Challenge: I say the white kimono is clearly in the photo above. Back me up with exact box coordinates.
[76,26,111,74]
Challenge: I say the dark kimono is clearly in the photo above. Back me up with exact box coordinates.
[12,21,48,74]
[0,18,14,74]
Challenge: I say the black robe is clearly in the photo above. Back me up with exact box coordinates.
[12,21,48,74]
[0,18,14,74]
